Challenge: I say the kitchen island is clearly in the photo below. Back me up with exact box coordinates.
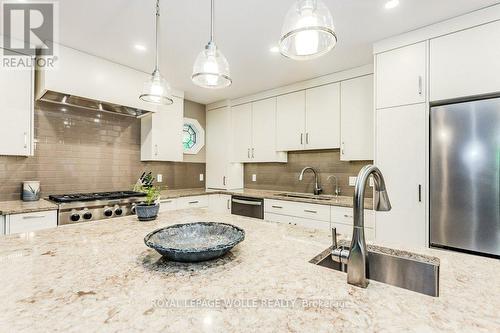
[0,209,498,332]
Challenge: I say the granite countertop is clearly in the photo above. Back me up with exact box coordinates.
[0,209,498,332]
[161,188,374,209]
[0,199,58,216]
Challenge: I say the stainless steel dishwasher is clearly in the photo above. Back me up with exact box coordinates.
[231,196,264,219]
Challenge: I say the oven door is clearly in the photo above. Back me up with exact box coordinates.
[231,196,264,219]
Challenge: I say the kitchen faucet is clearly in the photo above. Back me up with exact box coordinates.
[327,175,341,197]
[299,167,323,195]
[331,165,392,288]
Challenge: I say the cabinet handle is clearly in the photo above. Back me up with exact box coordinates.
[22,215,46,219]
[188,201,199,204]
[343,214,353,218]
[247,148,250,159]
[161,200,172,203]
[223,176,226,186]
[272,205,283,209]
[23,132,27,149]
[418,185,422,202]
[304,209,317,214]
[251,148,254,158]
[300,133,303,145]
[341,142,345,155]
[227,199,230,210]
[418,76,423,96]
[154,144,158,156]
[306,133,309,145]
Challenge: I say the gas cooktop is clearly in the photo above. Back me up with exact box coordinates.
[49,191,147,203]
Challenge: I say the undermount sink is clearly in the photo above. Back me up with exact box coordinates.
[310,246,440,297]
[275,193,335,201]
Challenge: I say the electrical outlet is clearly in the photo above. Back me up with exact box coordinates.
[369,176,374,187]
[157,174,163,182]
[252,174,257,182]
[349,176,357,186]
[199,174,204,182]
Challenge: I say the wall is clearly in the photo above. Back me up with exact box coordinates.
[183,100,206,163]
[0,100,206,201]
[244,150,373,197]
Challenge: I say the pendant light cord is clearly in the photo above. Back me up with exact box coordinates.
[210,0,214,43]
[154,0,160,72]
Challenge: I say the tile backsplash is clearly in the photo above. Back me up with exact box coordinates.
[0,101,205,201]
[244,150,373,197]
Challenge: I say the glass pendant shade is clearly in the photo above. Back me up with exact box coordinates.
[279,0,337,60]
[140,69,173,105]
[192,42,232,89]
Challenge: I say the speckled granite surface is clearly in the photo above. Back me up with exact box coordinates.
[0,209,498,332]
[161,188,374,209]
[0,199,58,215]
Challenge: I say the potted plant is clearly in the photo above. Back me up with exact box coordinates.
[133,184,162,221]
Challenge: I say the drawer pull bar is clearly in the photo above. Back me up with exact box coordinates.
[232,199,262,206]
[22,215,47,219]
[343,214,353,218]
[188,201,199,204]
[304,210,317,213]
[271,205,283,209]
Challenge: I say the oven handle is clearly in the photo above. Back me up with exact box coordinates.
[231,198,262,206]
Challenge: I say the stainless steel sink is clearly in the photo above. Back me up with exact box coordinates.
[310,246,440,297]
[275,193,335,201]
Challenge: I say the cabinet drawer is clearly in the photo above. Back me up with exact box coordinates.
[331,207,374,229]
[8,210,57,234]
[332,222,375,241]
[159,198,177,212]
[265,199,330,222]
[265,213,330,231]
[176,195,209,210]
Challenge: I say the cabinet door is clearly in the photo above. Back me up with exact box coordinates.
[375,104,426,248]
[0,53,33,156]
[7,210,57,234]
[208,194,231,213]
[430,20,500,102]
[276,91,305,151]
[141,97,183,161]
[231,103,253,162]
[305,83,341,150]
[340,75,374,161]
[376,42,426,109]
[206,107,229,189]
[252,97,287,162]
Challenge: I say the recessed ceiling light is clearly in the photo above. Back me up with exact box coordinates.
[134,44,147,52]
[385,0,399,9]
[270,46,280,53]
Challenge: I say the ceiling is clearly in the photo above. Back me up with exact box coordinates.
[58,0,499,104]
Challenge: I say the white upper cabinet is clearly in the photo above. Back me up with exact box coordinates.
[430,20,500,102]
[251,98,287,162]
[0,50,33,156]
[231,98,287,163]
[141,97,183,161]
[305,83,341,150]
[376,42,427,109]
[340,75,374,161]
[206,106,243,190]
[276,91,305,151]
[231,103,253,162]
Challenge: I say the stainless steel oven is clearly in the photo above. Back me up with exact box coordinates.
[231,196,264,219]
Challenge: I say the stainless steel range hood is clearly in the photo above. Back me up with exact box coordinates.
[38,90,150,118]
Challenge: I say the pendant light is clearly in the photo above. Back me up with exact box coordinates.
[140,0,173,105]
[279,0,337,60]
[191,0,232,89]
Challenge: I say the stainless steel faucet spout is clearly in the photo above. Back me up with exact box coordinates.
[298,166,323,195]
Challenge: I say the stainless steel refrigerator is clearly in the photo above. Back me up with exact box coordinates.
[430,97,500,258]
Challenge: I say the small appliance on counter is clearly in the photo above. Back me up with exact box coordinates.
[22,181,40,201]
[49,191,147,225]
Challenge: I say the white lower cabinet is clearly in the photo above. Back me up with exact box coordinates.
[176,196,209,210]
[264,199,331,230]
[0,215,4,235]
[208,194,231,214]
[331,206,375,241]
[5,210,57,235]
[159,198,178,212]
